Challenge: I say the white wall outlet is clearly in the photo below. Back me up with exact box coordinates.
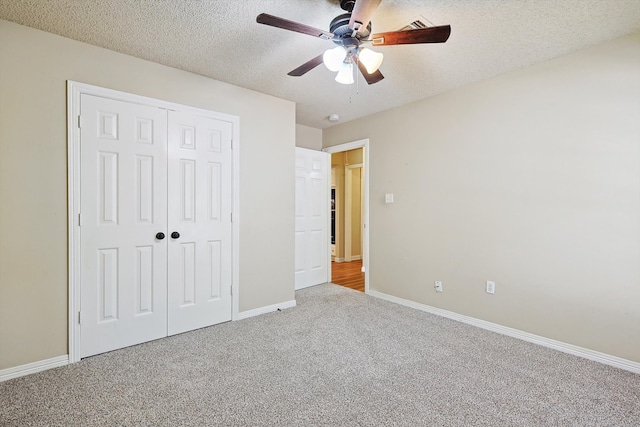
[486,280,496,294]
[385,193,394,204]
[434,281,443,292]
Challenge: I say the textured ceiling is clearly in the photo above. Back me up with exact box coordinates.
[1,0,639,129]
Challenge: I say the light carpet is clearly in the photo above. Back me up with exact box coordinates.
[1,284,638,426]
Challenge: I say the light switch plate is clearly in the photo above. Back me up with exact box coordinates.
[486,281,496,294]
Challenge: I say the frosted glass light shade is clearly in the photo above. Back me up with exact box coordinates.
[359,48,384,74]
[335,62,354,85]
[323,46,347,72]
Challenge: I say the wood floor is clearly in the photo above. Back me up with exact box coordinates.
[331,260,365,292]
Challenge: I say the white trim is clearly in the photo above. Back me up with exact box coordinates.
[67,81,240,362]
[368,290,640,375]
[236,300,297,320]
[323,140,370,293]
[231,108,241,323]
[67,82,81,363]
[0,355,69,382]
[333,257,346,263]
[324,139,369,153]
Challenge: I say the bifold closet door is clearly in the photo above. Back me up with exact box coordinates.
[80,94,168,358]
[167,110,233,336]
[79,94,234,357]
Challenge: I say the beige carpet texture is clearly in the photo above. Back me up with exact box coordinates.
[1,284,639,426]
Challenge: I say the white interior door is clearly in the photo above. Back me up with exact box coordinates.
[167,111,233,335]
[80,94,168,358]
[295,147,329,290]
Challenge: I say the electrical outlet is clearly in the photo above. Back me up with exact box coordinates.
[486,281,496,295]
[434,281,443,292]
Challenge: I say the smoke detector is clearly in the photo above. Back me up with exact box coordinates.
[328,114,340,122]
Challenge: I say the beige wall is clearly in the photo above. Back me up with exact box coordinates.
[324,33,640,362]
[295,124,322,150]
[0,20,295,370]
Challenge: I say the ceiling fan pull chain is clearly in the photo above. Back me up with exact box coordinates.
[356,57,361,94]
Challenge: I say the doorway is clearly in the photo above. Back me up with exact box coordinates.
[323,140,369,293]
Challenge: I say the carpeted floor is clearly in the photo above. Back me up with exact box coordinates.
[1,284,639,426]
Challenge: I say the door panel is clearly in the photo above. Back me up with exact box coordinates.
[80,94,168,358]
[167,111,233,335]
[294,148,329,290]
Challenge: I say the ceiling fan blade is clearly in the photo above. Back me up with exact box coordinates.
[257,13,334,39]
[371,25,451,46]
[348,0,382,34]
[357,61,384,85]
[288,55,325,77]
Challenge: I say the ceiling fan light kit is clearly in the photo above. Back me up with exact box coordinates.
[335,62,355,85]
[256,0,451,85]
[358,48,384,74]
[323,46,347,72]
[322,46,382,84]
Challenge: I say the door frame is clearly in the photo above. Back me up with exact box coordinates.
[67,81,240,363]
[323,139,370,293]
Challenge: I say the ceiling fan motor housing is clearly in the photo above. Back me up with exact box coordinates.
[330,13,371,45]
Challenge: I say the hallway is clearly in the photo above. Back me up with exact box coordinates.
[331,260,364,292]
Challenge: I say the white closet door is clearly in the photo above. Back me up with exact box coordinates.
[295,148,329,290]
[167,111,233,335]
[80,94,168,358]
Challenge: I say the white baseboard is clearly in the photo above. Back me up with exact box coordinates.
[236,299,297,320]
[333,257,345,263]
[368,290,640,375]
[0,355,69,382]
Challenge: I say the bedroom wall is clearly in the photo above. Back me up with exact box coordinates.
[295,124,322,150]
[323,32,640,362]
[0,20,296,370]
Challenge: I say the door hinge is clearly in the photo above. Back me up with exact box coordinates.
[78,311,81,324]
[78,213,82,226]
[230,286,233,297]
[231,139,233,150]
[230,212,233,223]
[77,115,81,128]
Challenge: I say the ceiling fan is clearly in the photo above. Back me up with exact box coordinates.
[256,0,451,85]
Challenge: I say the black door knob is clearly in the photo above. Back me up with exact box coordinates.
[171,231,180,239]
[156,232,165,240]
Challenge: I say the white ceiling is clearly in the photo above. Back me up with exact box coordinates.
[1,0,639,129]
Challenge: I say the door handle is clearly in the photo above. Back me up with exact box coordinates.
[156,232,165,240]
[171,231,180,239]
